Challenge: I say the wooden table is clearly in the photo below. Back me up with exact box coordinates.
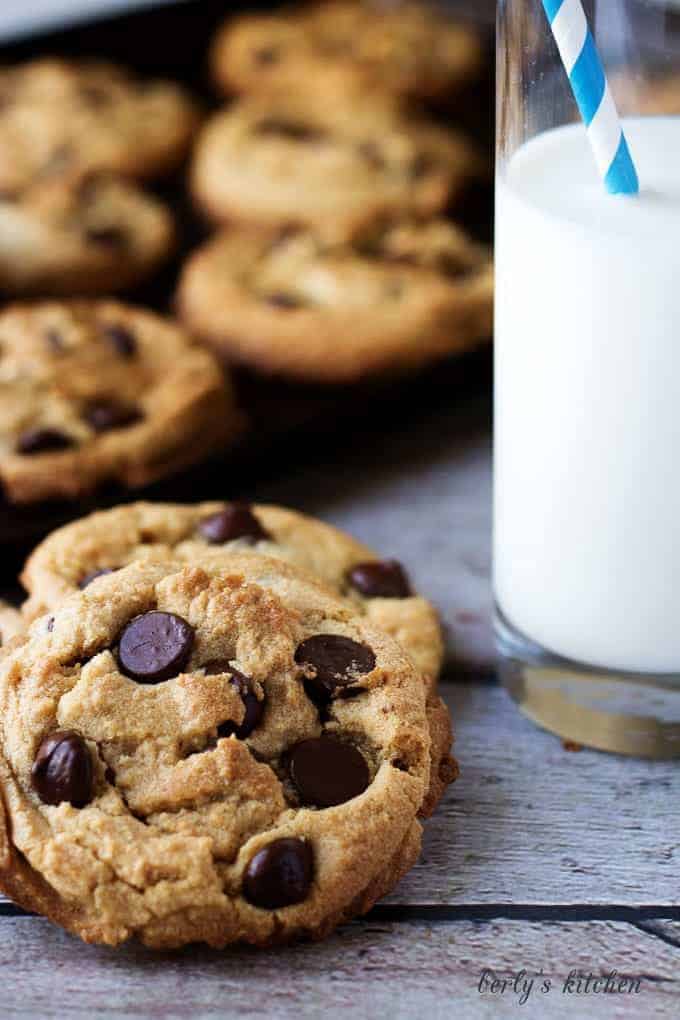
[2,385,679,1018]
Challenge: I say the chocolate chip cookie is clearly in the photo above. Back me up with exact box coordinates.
[190,96,481,242]
[21,501,453,818]
[0,58,199,196]
[0,555,431,947]
[211,1,483,104]
[177,219,493,382]
[0,173,174,297]
[0,302,243,504]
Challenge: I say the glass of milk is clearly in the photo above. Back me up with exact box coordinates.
[495,0,680,756]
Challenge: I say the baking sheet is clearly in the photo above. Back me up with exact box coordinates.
[0,0,494,554]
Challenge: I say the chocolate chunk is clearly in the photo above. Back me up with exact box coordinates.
[255,119,325,143]
[102,323,137,358]
[78,567,115,589]
[203,661,265,739]
[31,731,93,808]
[295,635,376,705]
[118,611,194,684]
[16,428,74,455]
[198,504,269,545]
[242,838,313,910]
[347,560,412,599]
[289,736,369,807]
[84,225,128,247]
[84,399,142,433]
[264,292,304,310]
[46,616,55,633]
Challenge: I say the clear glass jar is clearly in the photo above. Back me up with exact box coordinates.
[495,0,680,756]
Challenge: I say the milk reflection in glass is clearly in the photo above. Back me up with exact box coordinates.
[495,117,680,674]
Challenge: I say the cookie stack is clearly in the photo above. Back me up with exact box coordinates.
[0,59,197,296]
[0,500,456,948]
[0,59,247,505]
[178,0,494,383]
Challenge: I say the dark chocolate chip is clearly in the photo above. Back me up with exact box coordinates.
[84,225,128,247]
[410,153,435,179]
[78,567,115,589]
[41,144,74,177]
[254,46,280,65]
[198,504,269,545]
[46,616,55,633]
[204,661,265,739]
[117,611,194,684]
[45,328,65,353]
[264,292,304,310]
[16,428,75,455]
[102,323,137,358]
[242,837,313,910]
[347,560,412,599]
[295,635,376,705]
[289,736,369,807]
[31,731,93,808]
[83,399,142,433]
[255,118,325,143]
[357,141,386,170]
[78,83,111,106]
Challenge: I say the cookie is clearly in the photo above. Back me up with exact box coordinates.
[21,501,443,683]
[0,301,243,504]
[0,58,199,196]
[0,603,23,649]
[211,2,483,104]
[0,173,174,297]
[21,501,454,817]
[190,96,481,242]
[177,219,493,382]
[0,555,431,947]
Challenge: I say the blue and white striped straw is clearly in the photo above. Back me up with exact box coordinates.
[542,0,639,195]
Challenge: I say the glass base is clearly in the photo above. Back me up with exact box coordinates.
[495,607,680,758]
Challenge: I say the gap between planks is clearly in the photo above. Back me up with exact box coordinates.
[0,917,677,1019]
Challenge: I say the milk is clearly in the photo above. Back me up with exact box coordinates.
[495,118,680,674]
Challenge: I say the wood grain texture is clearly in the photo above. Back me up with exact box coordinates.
[384,685,680,907]
[254,398,495,669]
[0,917,676,1019]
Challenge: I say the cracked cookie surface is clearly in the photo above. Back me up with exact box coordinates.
[190,96,480,242]
[211,1,483,103]
[0,58,199,196]
[0,301,242,504]
[0,173,174,297]
[177,218,493,382]
[0,556,430,948]
[22,501,454,817]
[22,501,444,685]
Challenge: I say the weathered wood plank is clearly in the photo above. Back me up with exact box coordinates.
[384,685,680,907]
[2,684,678,912]
[0,918,675,1019]
[254,398,495,669]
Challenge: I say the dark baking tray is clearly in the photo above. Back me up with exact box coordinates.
[0,0,494,560]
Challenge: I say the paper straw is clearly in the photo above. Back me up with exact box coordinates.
[542,0,639,195]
